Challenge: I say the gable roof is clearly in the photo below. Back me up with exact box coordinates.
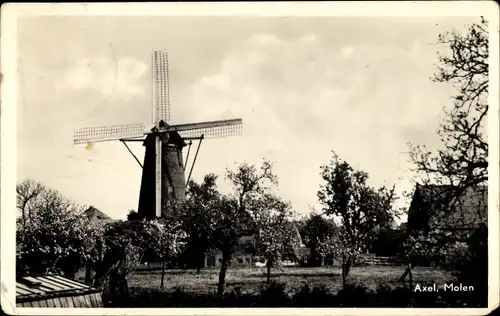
[83,206,111,220]
[407,183,487,232]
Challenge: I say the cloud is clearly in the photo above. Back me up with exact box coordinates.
[176,31,450,214]
[56,57,148,101]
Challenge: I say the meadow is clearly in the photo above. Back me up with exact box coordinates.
[76,264,485,307]
[124,265,452,295]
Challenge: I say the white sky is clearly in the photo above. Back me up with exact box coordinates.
[16,15,480,220]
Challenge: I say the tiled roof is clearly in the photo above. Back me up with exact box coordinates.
[409,184,487,230]
[83,206,111,220]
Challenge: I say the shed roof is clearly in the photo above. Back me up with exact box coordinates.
[16,274,101,303]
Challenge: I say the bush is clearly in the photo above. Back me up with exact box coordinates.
[109,278,487,308]
[258,281,291,306]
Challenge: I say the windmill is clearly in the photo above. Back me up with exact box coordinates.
[73,51,243,220]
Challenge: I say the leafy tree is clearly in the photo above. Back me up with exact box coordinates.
[210,195,251,295]
[91,219,186,301]
[300,213,337,266]
[226,159,278,210]
[209,159,278,295]
[250,193,298,283]
[317,152,398,287]
[126,210,140,221]
[177,174,220,272]
[16,179,103,279]
[401,19,489,292]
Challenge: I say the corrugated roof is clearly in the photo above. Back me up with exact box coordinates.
[16,274,101,303]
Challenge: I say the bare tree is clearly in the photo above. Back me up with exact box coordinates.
[409,17,488,190]
[16,179,47,226]
[401,18,489,286]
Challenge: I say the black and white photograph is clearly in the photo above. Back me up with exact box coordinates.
[1,2,499,314]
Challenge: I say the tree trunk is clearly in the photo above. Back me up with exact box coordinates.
[341,255,353,288]
[108,260,129,303]
[266,260,272,284]
[217,252,230,296]
[85,264,93,284]
[341,255,346,288]
[344,257,353,277]
[160,259,166,289]
[399,260,415,282]
[408,262,413,291]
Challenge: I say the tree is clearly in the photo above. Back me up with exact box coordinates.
[402,19,489,291]
[226,159,278,211]
[250,193,298,283]
[300,213,337,266]
[16,179,103,278]
[409,17,488,192]
[209,159,278,295]
[153,218,187,289]
[126,210,140,221]
[317,152,398,287]
[213,197,248,295]
[177,174,221,272]
[91,219,186,301]
[16,179,44,226]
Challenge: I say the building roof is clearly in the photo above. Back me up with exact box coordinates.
[407,183,487,232]
[16,274,101,304]
[83,206,112,221]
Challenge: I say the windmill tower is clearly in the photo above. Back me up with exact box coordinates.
[73,51,243,220]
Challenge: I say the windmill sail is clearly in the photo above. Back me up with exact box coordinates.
[73,51,244,221]
[153,51,171,122]
[137,119,243,219]
[73,123,146,144]
[173,119,243,139]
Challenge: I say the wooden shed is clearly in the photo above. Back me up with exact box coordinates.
[16,274,103,308]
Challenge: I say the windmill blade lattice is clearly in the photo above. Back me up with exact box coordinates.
[172,119,243,139]
[74,123,146,144]
[154,51,171,122]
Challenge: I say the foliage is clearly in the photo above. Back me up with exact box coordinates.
[127,210,140,221]
[226,159,278,210]
[403,18,489,275]
[369,227,406,257]
[206,159,280,294]
[176,174,221,270]
[317,151,398,285]
[299,213,337,266]
[16,179,103,278]
[250,193,299,282]
[93,218,187,302]
[117,275,486,307]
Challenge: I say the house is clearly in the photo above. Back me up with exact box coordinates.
[406,183,487,238]
[204,218,310,268]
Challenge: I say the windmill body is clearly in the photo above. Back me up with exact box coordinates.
[138,130,187,219]
[73,51,243,220]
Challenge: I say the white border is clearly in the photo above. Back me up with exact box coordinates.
[1,2,499,315]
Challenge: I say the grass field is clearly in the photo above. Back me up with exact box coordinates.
[121,265,453,296]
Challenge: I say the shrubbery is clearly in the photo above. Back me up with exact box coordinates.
[107,280,487,308]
